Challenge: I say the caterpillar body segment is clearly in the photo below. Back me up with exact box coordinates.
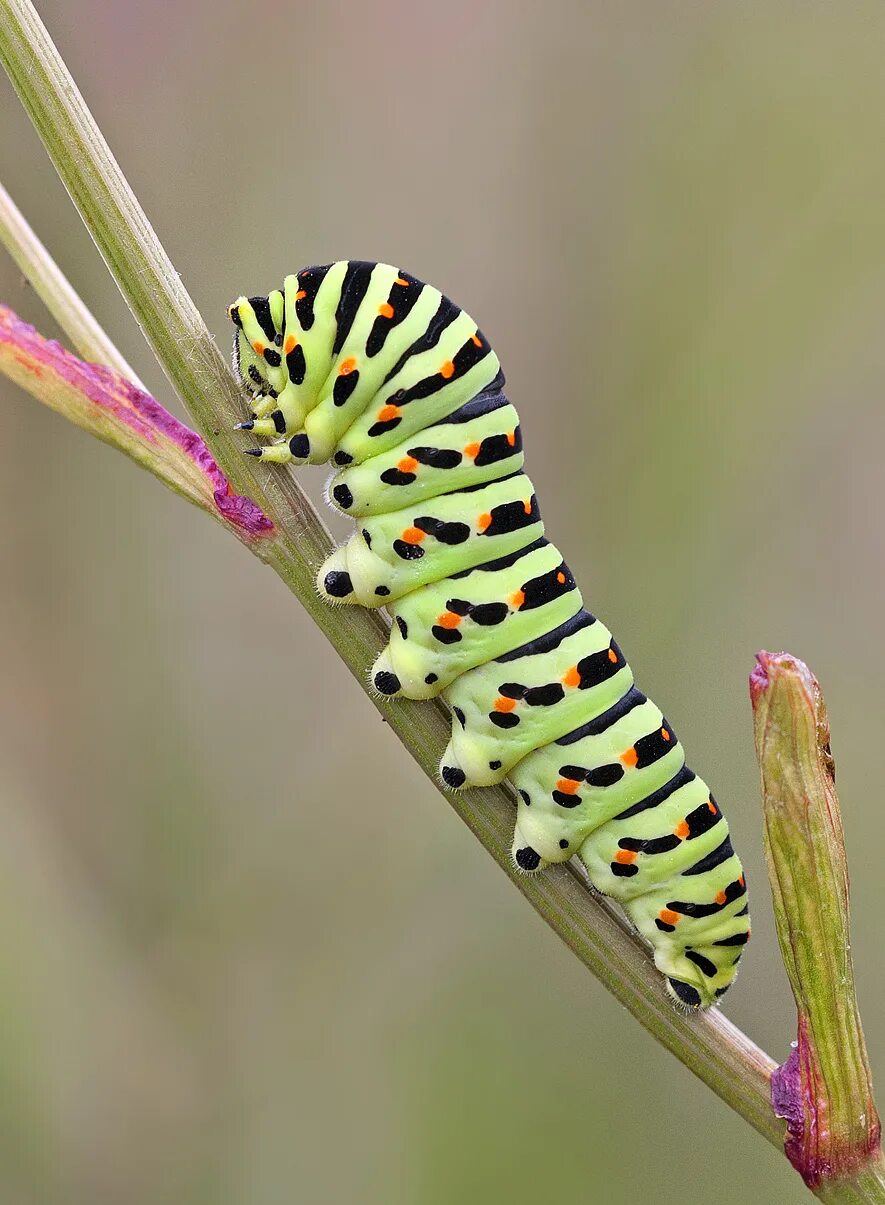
[229,261,749,1009]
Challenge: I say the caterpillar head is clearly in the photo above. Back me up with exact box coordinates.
[228,292,284,399]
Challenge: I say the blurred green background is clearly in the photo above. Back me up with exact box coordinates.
[2,2,885,1202]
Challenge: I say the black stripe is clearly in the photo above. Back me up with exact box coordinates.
[449,537,548,579]
[365,270,423,357]
[294,264,331,331]
[612,765,696,820]
[381,294,462,386]
[248,295,277,342]
[332,261,374,355]
[618,833,682,855]
[496,610,598,664]
[437,380,509,424]
[713,931,750,947]
[556,687,647,747]
[666,877,746,918]
[681,836,735,877]
[685,950,718,978]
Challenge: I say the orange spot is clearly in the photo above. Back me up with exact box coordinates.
[493,697,517,713]
[621,747,638,768]
[440,360,456,379]
[339,357,357,375]
[378,302,395,319]
[377,404,401,422]
[607,648,618,664]
[523,499,532,515]
[507,430,516,446]
[463,442,480,459]
[614,850,636,865]
[401,526,426,545]
[437,611,462,629]
[295,289,307,300]
[738,875,745,888]
[283,334,297,355]
[556,778,579,795]
[398,456,418,473]
[661,728,671,742]
[510,589,526,608]
[659,909,680,926]
[252,340,265,356]
[395,276,409,286]
[708,799,717,814]
[471,334,482,347]
[674,821,690,839]
[477,512,492,531]
[715,890,727,905]
[556,572,566,584]
[562,666,580,688]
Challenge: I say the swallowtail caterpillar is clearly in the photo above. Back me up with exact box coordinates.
[229,261,749,1008]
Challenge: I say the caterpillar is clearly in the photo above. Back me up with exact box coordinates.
[228,261,749,1009]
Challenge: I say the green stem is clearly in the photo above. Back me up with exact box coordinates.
[5,2,875,1193]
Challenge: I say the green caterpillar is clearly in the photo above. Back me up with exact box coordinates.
[229,260,749,1008]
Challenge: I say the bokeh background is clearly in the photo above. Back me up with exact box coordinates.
[2,2,885,1202]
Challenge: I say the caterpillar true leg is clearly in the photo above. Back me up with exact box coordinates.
[228,260,750,1009]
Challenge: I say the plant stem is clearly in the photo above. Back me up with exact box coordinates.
[5,2,877,1194]
[0,178,143,386]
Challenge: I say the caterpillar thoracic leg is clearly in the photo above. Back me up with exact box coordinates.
[229,260,749,1009]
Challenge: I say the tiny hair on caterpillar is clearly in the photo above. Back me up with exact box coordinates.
[228,261,749,1009]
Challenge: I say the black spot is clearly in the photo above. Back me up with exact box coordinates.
[380,468,417,486]
[490,711,520,729]
[410,446,462,469]
[515,846,541,872]
[374,585,390,596]
[489,760,502,770]
[518,790,531,805]
[469,602,509,626]
[332,484,353,510]
[414,516,471,545]
[333,370,360,407]
[263,348,281,368]
[362,529,372,547]
[324,570,353,598]
[668,979,702,1008]
[395,616,408,639]
[334,450,353,466]
[453,706,466,727]
[445,597,473,616]
[559,839,569,849]
[655,918,676,933]
[432,625,462,644]
[610,861,639,877]
[442,766,466,789]
[271,409,286,434]
[552,790,582,808]
[425,673,438,684]
[393,539,425,561]
[248,365,263,386]
[374,671,401,696]
[523,683,565,707]
[286,343,306,384]
[289,433,310,458]
[585,764,625,788]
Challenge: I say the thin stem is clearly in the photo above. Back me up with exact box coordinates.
[2,0,851,1186]
[0,178,143,386]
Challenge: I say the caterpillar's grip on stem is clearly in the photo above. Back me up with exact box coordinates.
[229,259,750,1009]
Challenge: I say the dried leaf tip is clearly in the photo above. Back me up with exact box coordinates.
[751,651,884,1190]
[0,306,273,539]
